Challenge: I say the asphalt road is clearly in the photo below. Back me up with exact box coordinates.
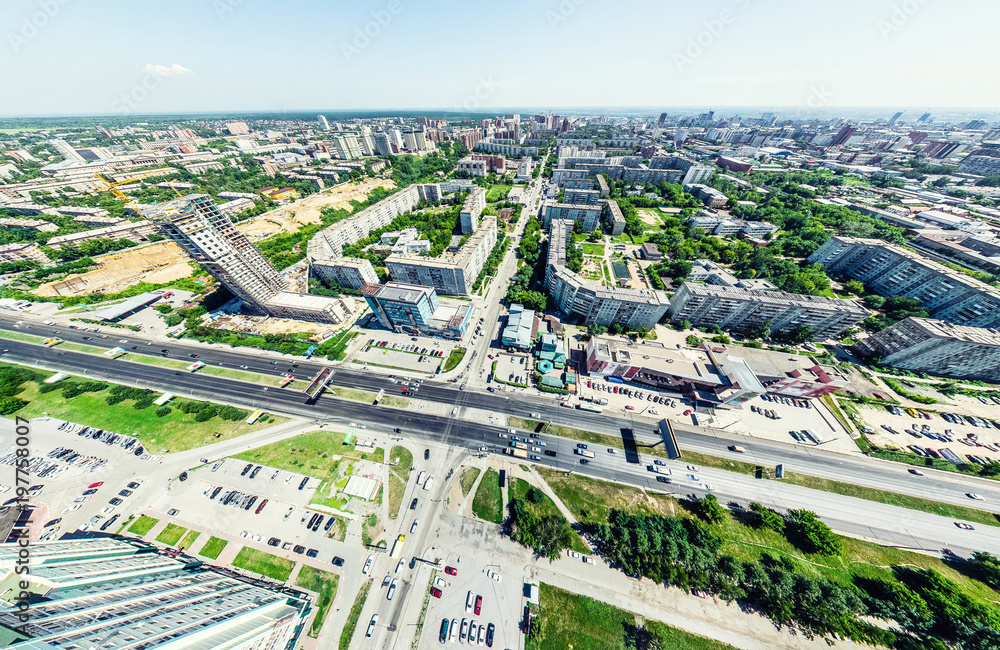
[8,313,1000,515]
[4,338,1000,556]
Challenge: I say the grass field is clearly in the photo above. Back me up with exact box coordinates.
[155,523,187,547]
[536,468,1000,604]
[295,565,340,638]
[509,477,588,553]
[581,243,605,256]
[527,583,736,650]
[123,353,302,388]
[331,386,409,409]
[235,430,384,510]
[339,579,372,650]
[471,469,503,523]
[459,467,481,496]
[198,536,228,559]
[127,515,159,536]
[232,547,295,582]
[178,529,201,550]
[443,347,467,372]
[386,445,413,519]
[325,514,348,541]
[14,381,283,452]
[487,184,512,201]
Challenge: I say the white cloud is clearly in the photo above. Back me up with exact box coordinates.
[142,63,192,77]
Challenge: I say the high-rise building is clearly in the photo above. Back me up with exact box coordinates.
[142,195,284,314]
[373,132,393,156]
[830,124,857,146]
[361,282,472,338]
[460,187,486,234]
[385,217,498,296]
[959,143,1000,176]
[332,134,362,160]
[225,121,251,135]
[667,281,870,340]
[888,111,903,126]
[317,114,330,130]
[808,236,1000,328]
[0,538,310,649]
[311,256,379,289]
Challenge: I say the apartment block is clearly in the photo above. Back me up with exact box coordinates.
[546,219,670,329]
[551,167,591,185]
[311,256,379,289]
[685,183,729,208]
[385,216,498,295]
[855,317,1000,381]
[0,538,309,650]
[667,281,870,340]
[332,134,363,160]
[0,242,48,264]
[542,202,603,232]
[143,194,285,313]
[460,187,486,234]
[959,143,1000,175]
[0,218,57,232]
[808,236,1000,328]
[605,199,626,236]
[563,188,600,205]
[474,139,538,157]
[46,220,159,248]
[457,154,505,177]
[362,281,472,339]
[689,214,778,237]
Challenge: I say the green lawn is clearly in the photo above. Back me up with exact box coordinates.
[155,523,188,547]
[581,243,605,256]
[295,565,340,638]
[339,579,372,650]
[509,478,588,553]
[127,515,159,536]
[472,469,503,523]
[232,547,295,582]
[123,353,300,387]
[178,530,201,550]
[527,583,737,650]
[443,347,467,372]
[331,386,408,409]
[487,184,512,201]
[14,381,283,453]
[198,536,229,559]
[460,468,481,496]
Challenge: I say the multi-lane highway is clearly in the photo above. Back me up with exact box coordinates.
[3,335,1000,555]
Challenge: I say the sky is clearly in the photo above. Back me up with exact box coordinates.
[3,0,999,116]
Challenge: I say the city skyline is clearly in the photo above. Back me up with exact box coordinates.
[4,0,1000,116]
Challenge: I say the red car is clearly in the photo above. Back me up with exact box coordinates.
[474,594,483,615]
[625,405,634,410]
[430,587,442,598]
[255,498,268,514]
[87,481,104,489]
[683,409,693,416]
[445,566,457,576]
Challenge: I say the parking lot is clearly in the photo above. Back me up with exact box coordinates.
[349,331,460,375]
[853,402,1000,465]
[491,352,529,386]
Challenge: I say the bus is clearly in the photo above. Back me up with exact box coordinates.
[42,338,62,347]
[186,361,206,372]
[246,409,264,425]
[374,388,385,405]
[574,448,596,459]
[279,374,294,387]
[390,534,406,559]
[104,347,125,358]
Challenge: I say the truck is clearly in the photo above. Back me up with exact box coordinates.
[577,404,604,413]
[416,471,427,486]
[596,397,609,406]
[504,447,528,459]
[390,534,406,559]
[510,441,528,450]
[574,448,596,459]
[647,465,670,475]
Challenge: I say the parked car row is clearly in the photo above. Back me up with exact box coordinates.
[761,394,811,409]
[204,485,268,513]
[750,405,781,420]
[58,420,159,461]
[438,614,495,646]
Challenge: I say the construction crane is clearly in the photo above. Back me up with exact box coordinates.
[91,172,133,205]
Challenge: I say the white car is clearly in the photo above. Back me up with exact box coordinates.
[703,484,715,491]
[396,558,405,573]
[498,433,508,439]
[466,590,475,613]
[583,556,595,564]
[487,569,501,583]
[687,465,700,472]
[452,407,458,416]
[363,555,374,575]
[61,504,82,513]
[386,578,397,601]
[507,428,516,434]
[410,519,419,533]
[101,506,115,514]
[967,493,985,500]
[366,614,378,638]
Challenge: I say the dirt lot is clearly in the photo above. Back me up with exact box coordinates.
[637,208,664,226]
[238,178,396,240]
[36,241,194,297]
[210,313,346,337]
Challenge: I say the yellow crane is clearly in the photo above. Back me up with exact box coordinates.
[91,172,133,204]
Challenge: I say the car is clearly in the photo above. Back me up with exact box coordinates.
[687,474,700,481]
[212,460,224,472]
[530,455,541,460]
[486,623,495,647]
[298,477,309,490]
[580,458,589,464]
[82,488,98,496]
[363,555,374,575]
[127,481,141,489]
[683,409,693,416]
[267,537,280,547]
[653,459,665,466]
[474,594,483,615]
[477,625,486,645]
[498,433,508,439]
[61,503,82,513]
[292,545,305,554]
[656,476,670,483]
[366,615,378,638]
[544,450,557,457]
[607,448,616,454]
[324,517,336,532]
[908,468,924,476]
[284,507,294,521]
[625,405,635,410]
[117,490,132,497]
[445,565,457,576]
[576,443,588,449]
[87,481,104,489]
[967,493,985,500]
[332,555,345,566]
[460,619,470,642]
[306,548,319,558]
[687,465,699,471]
[100,514,119,531]
[109,498,123,506]
[249,466,261,479]
[487,569,501,582]
[430,586,442,599]
[387,578,398,600]
[241,464,252,476]
[255,499,268,514]
[955,522,975,530]
[410,498,418,510]
[507,428,517,434]
[410,520,419,533]
[44,518,62,528]
[466,590,475,613]
[167,508,179,516]
[530,412,540,418]
[424,448,430,460]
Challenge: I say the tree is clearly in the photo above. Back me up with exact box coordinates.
[676,319,692,331]
[685,334,702,347]
[692,493,727,524]
[745,320,771,341]
[749,502,785,533]
[780,323,814,345]
[841,279,865,295]
[786,509,840,555]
